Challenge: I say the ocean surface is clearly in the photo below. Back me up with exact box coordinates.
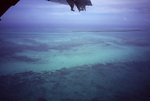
[0,29,150,101]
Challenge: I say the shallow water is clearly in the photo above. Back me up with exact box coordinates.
[0,29,150,101]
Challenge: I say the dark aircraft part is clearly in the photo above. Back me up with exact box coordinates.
[66,0,75,11]
[48,0,92,11]
[0,0,19,21]
[74,0,92,11]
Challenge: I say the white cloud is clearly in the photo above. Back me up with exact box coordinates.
[92,0,150,6]
[87,7,139,13]
[89,0,150,13]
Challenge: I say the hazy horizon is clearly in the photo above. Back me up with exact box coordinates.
[0,0,150,31]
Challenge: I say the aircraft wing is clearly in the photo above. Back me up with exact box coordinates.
[47,0,92,11]
[0,0,20,21]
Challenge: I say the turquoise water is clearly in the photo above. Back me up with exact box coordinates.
[0,29,150,101]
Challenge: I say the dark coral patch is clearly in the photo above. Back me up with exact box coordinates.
[37,97,47,101]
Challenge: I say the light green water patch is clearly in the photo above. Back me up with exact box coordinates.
[0,31,150,75]
[0,43,144,75]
